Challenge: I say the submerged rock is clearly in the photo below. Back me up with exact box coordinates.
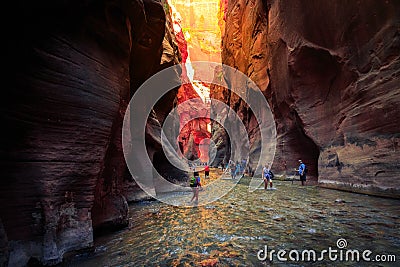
[272,215,286,221]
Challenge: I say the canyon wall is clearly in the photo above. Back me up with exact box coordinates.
[0,0,182,265]
[212,0,271,172]
[266,0,400,196]
[168,1,214,164]
[219,0,400,197]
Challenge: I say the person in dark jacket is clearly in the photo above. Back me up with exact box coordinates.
[298,160,306,186]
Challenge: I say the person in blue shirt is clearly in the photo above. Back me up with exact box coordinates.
[234,161,240,178]
[262,164,273,189]
[298,160,306,186]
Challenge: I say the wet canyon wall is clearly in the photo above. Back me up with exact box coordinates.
[218,0,400,197]
[1,0,182,265]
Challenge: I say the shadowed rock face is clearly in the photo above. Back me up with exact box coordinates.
[218,0,400,197]
[0,219,8,267]
[0,0,182,265]
[212,0,269,170]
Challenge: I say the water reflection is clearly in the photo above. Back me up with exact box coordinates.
[63,178,399,266]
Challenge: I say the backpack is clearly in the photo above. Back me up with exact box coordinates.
[190,176,197,187]
[304,165,308,174]
[268,170,274,179]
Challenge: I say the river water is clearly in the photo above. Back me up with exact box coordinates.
[63,177,399,266]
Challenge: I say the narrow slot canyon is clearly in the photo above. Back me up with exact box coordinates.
[1,0,399,266]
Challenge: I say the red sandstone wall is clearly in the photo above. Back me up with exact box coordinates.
[0,0,183,265]
[218,0,400,197]
[169,1,212,162]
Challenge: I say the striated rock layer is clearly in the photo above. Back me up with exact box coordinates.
[219,0,400,197]
[168,0,212,163]
[213,0,269,171]
[0,0,183,265]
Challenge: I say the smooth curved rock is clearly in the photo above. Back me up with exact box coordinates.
[0,0,183,265]
[266,0,400,196]
[219,0,400,197]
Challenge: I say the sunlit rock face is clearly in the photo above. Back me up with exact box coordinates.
[169,0,222,63]
[0,0,183,265]
[220,0,400,197]
[177,98,211,162]
[168,0,216,163]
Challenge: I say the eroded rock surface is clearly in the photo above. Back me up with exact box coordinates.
[0,0,183,265]
[218,0,400,197]
[213,0,269,171]
[266,0,400,196]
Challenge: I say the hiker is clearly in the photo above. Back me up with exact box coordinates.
[222,163,228,174]
[247,165,254,177]
[204,164,210,178]
[262,164,273,189]
[230,161,236,179]
[241,159,247,177]
[234,161,241,179]
[298,160,307,186]
[225,160,233,173]
[190,171,202,202]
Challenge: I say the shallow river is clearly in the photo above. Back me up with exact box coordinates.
[63,177,399,266]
